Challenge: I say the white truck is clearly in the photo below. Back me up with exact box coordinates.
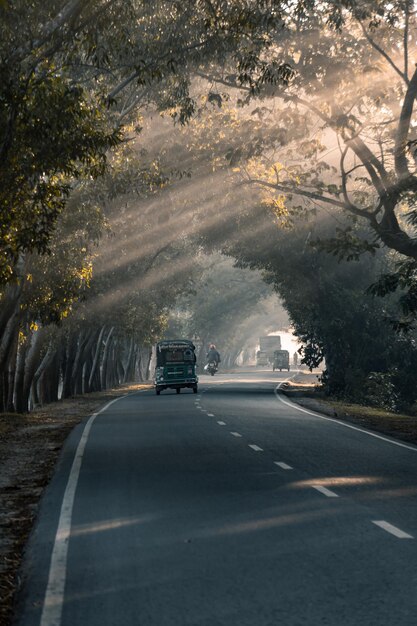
[258,336,282,364]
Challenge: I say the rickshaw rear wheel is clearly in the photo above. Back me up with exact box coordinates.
[193,385,198,394]
[156,388,161,395]
[176,387,181,394]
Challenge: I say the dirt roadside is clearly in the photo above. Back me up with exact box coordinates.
[281,370,417,446]
[2,373,417,626]
[0,383,151,626]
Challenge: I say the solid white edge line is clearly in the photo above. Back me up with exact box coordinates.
[230,431,242,438]
[275,381,417,454]
[40,390,147,626]
[248,444,263,452]
[274,461,293,470]
[312,485,339,498]
[372,520,413,539]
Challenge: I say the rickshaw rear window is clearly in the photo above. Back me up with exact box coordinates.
[162,347,195,363]
[165,350,184,362]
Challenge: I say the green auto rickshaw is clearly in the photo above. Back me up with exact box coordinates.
[272,349,290,372]
[154,339,198,395]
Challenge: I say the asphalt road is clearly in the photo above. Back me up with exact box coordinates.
[14,369,417,626]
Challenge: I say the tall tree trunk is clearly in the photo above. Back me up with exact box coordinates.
[145,348,152,381]
[106,340,117,389]
[136,348,143,382]
[0,372,6,412]
[0,306,22,382]
[45,352,60,403]
[88,325,106,391]
[100,327,114,389]
[62,331,77,398]
[32,344,55,405]
[21,328,45,412]
[14,338,30,412]
[123,337,134,383]
[116,351,124,386]
[6,333,19,412]
[71,329,89,395]
[0,281,23,340]
[72,331,96,394]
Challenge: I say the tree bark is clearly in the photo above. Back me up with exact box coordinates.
[123,337,135,383]
[71,329,89,395]
[6,333,19,412]
[100,327,114,389]
[14,339,30,412]
[88,325,106,390]
[21,328,45,412]
[32,344,55,405]
[62,332,78,398]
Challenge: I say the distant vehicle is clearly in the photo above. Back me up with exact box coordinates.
[272,349,290,372]
[259,335,282,352]
[204,361,218,376]
[256,350,269,366]
[154,339,198,395]
[259,336,282,363]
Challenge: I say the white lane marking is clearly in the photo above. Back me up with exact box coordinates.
[274,461,293,470]
[248,444,263,452]
[230,431,242,438]
[372,520,413,539]
[217,421,227,426]
[275,383,417,454]
[207,413,215,417]
[40,391,143,626]
[312,485,339,498]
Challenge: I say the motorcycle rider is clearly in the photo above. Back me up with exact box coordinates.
[206,344,221,369]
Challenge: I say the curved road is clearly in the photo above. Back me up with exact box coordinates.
[14,369,417,626]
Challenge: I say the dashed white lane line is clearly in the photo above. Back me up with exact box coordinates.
[207,413,215,417]
[248,444,263,452]
[312,485,339,498]
[274,461,293,470]
[217,421,226,426]
[372,520,413,539]
[230,432,242,438]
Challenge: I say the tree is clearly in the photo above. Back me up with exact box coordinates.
[197,1,417,263]
[0,0,291,286]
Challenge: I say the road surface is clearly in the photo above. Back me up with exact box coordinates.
[14,369,417,626]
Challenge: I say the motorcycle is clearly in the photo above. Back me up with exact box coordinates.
[204,361,218,376]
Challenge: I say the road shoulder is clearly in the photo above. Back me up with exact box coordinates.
[281,371,417,447]
[0,383,151,626]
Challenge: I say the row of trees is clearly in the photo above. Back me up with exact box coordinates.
[1,0,297,412]
[4,1,417,412]
[159,0,417,409]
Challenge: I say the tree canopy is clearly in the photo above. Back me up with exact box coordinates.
[3,0,417,412]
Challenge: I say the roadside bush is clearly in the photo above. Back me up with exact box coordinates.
[363,371,398,412]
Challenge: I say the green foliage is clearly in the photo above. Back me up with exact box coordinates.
[313,227,380,261]
[0,0,293,287]
[364,371,398,411]
[0,64,121,284]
